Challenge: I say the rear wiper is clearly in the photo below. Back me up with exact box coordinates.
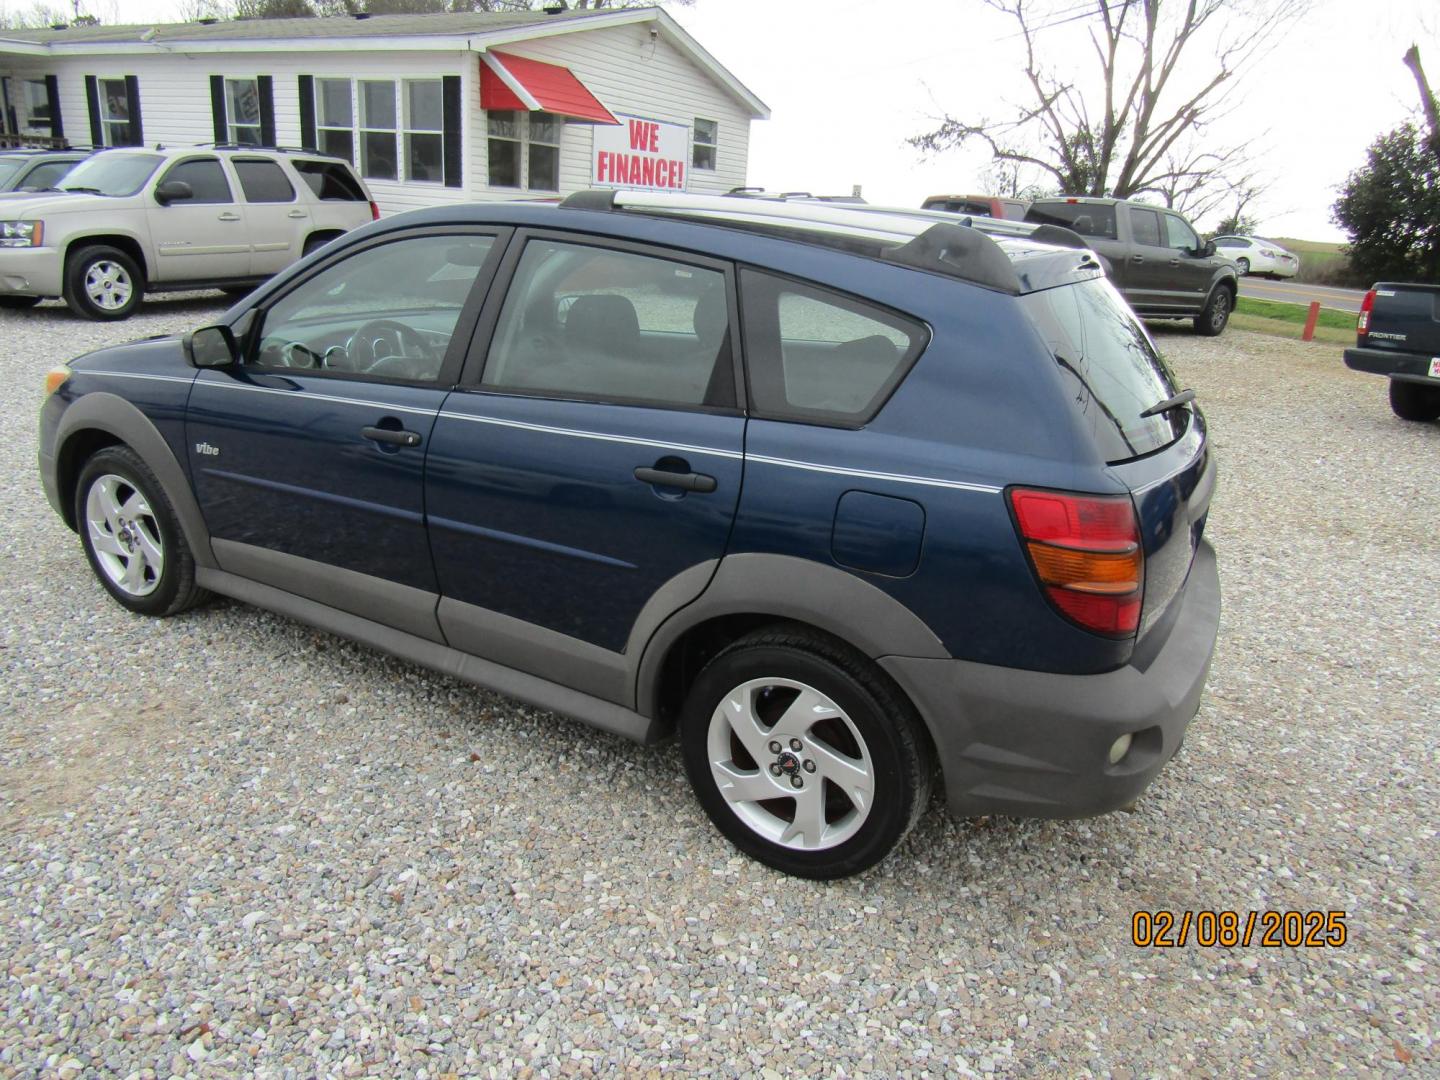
[1139,388,1196,418]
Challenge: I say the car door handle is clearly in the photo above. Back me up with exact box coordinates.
[1130,254,1145,263]
[287,209,307,218]
[1169,259,1181,267]
[217,211,241,221]
[362,425,422,448]
[634,466,716,493]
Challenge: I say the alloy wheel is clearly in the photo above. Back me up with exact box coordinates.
[84,260,134,312]
[85,473,164,597]
[706,676,875,851]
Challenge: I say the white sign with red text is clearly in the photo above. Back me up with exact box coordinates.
[593,115,689,191]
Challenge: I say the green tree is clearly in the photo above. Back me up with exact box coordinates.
[1332,122,1440,284]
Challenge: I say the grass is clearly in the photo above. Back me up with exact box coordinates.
[1235,296,1355,330]
[1228,296,1355,344]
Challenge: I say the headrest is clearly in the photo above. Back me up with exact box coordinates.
[566,294,640,357]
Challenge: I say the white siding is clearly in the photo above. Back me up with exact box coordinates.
[469,21,753,199]
[2,21,755,211]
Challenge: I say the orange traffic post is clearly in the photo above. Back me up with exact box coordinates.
[1302,301,1321,342]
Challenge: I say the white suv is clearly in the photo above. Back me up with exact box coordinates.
[0,146,376,319]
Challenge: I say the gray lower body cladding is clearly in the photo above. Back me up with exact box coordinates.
[884,540,1220,818]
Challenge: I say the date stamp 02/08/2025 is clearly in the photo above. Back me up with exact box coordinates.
[1131,910,1349,948]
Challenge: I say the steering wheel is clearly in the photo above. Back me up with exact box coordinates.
[344,319,436,375]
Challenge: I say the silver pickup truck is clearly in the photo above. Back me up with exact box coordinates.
[1344,282,1440,421]
[0,146,375,319]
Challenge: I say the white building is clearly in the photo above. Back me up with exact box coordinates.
[0,6,768,214]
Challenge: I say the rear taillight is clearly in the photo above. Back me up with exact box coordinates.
[1009,487,1144,638]
[369,200,381,221]
[1357,289,1376,337]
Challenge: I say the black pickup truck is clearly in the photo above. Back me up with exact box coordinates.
[1344,283,1440,421]
[1025,196,1239,335]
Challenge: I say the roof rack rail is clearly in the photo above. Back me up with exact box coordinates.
[192,142,334,156]
[557,189,1027,294]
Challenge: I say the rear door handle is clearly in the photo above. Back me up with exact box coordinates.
[362,425,422,448]
[634,466,716,493]
[1130,254,1145,263]
[287,209,307,218]
[218,211,241,222]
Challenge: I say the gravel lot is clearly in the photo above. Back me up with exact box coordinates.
[2,295,1437,1078]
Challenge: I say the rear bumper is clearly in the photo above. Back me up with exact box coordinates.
[0,247,63,297]
[1344,346,1438,384]
[883,539,1220,819]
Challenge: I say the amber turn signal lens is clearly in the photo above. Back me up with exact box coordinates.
[43,366,70,396]
[1026,541,1141,595]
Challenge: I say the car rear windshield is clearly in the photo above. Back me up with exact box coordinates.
[1026,201,1118,240]
[293,159,366,201]
[1021,278,1187,462]
[923,197,994,217]
[59,152,163,196]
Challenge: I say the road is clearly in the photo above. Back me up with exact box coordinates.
[1239,276,1366,313]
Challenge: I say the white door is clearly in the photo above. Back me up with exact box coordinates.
[145,155,251,281]
[231,156,311,276]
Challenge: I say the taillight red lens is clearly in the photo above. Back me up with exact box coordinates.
[1010,487,1144,638]
[1357,289,1376,336]
[369,200,381,221]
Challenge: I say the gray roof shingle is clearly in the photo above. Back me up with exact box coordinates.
[0,8,632,46]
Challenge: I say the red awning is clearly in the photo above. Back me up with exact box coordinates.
[479,51,618,125]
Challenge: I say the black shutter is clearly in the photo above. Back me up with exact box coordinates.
[297,74,316,151]
[258,75,275,147]
[124,75,143,146]
[44,74,63,140]
[84,75,102,147]
[209,75,226,144]
[442,74,462,189]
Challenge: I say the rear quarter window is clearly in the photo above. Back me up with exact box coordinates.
[739,271,927,425]
[293,159,366,201]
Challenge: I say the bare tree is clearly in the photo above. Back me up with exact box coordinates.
[910,0,1310,216]
[1403,44,1439,160]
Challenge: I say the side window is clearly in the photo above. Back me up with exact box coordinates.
[739,271,926,424]
[483,239,734,409]
[1128,207,1162,247]
[253,233,495,382]
[233,159,296,203]
[1163,214,1199,251]
[159,158,231,204]
[293,159,366,201]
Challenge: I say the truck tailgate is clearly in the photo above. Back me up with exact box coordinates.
[1364,282,1440,355]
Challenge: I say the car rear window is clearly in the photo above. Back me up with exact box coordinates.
[1021,278,1187,462]
[1026,201,1119,240]
[234,158,296,203]
[923,197,994,217]
[293,159,366,201]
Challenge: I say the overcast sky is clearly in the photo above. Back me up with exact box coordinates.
[28,0,1437,241]
[668,0,1435,240]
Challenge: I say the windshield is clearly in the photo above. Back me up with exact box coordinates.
[0,158,22,186]
[60,152,164,196]
[1021,278,1187,462]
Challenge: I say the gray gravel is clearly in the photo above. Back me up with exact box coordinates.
[1,296,1437,1078]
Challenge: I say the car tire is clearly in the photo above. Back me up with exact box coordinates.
[0,296,41,309]
[64,245,143,320]
[75,446,210,617]
[1194,286,1233,336]
[1388,379,1440,422]
[1236,258,1250,276]
[678,624,933,879]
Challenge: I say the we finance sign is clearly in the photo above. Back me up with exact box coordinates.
[594,115,689,191]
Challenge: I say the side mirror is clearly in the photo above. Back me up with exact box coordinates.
[155,179,193,206]
[1200,239,1217,258]
[183,325,238,368]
